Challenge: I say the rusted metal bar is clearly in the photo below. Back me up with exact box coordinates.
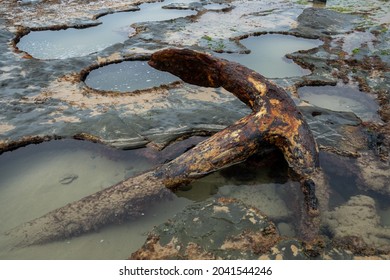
[149,49,319,186]
[6,49,320,247]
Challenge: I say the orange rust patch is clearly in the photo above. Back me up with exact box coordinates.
[248,76,267,96]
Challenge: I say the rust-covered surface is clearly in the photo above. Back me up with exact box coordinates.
[149,49,319,179]
[6,49,320,247]
[150,49,320,218]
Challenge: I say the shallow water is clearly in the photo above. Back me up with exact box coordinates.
[298,84,381,122]
[0,139,192,259]
[0,140,152,230]
[0,139,389,259]
[1,0,389,260]
[84,60,180,92]
[175,153,301,237]
[16,1,196,59]
[87,34,324,92]
[319,152,383,210]
[0,140,297,259]
[217,34,322,78]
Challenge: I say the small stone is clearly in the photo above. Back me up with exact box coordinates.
[59,174,78,185]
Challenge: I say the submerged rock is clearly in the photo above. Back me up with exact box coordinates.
[356,154,390,196]
[294,7,359,36]
[130,198,280,260]
[0,0,389,260]
[324,195,390,249]
[300,106,367,155]
[130,197,390,259]
[223,184,293,222]
[59,173,79,185]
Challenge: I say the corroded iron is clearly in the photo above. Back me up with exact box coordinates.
[6,49,320,247]
[149,49,319,188]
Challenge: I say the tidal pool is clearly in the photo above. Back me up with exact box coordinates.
[298,84,381,122]
[0,139,192,259]
[319,152,390,247]
[0,139,389,259]
[177,151,390,248]
[84,60,180,92]
[16,0,197,59]
[217,34,322,78]
[0,140,298,258]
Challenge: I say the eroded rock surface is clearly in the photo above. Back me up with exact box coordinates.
[131,198,390,260]
[130,198,281,260]
[0,0,390,259]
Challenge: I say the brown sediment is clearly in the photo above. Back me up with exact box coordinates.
[130,236,218,260]
[221,228,280,255]
[302,236,326,258]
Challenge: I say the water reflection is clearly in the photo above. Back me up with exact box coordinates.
[17,1,197,59]
[298,84,381,122]
[84,60,180,92]
[0,137,206,259]
[1,139,388,259]
[217,34,322,78]
[175,151,300,236]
